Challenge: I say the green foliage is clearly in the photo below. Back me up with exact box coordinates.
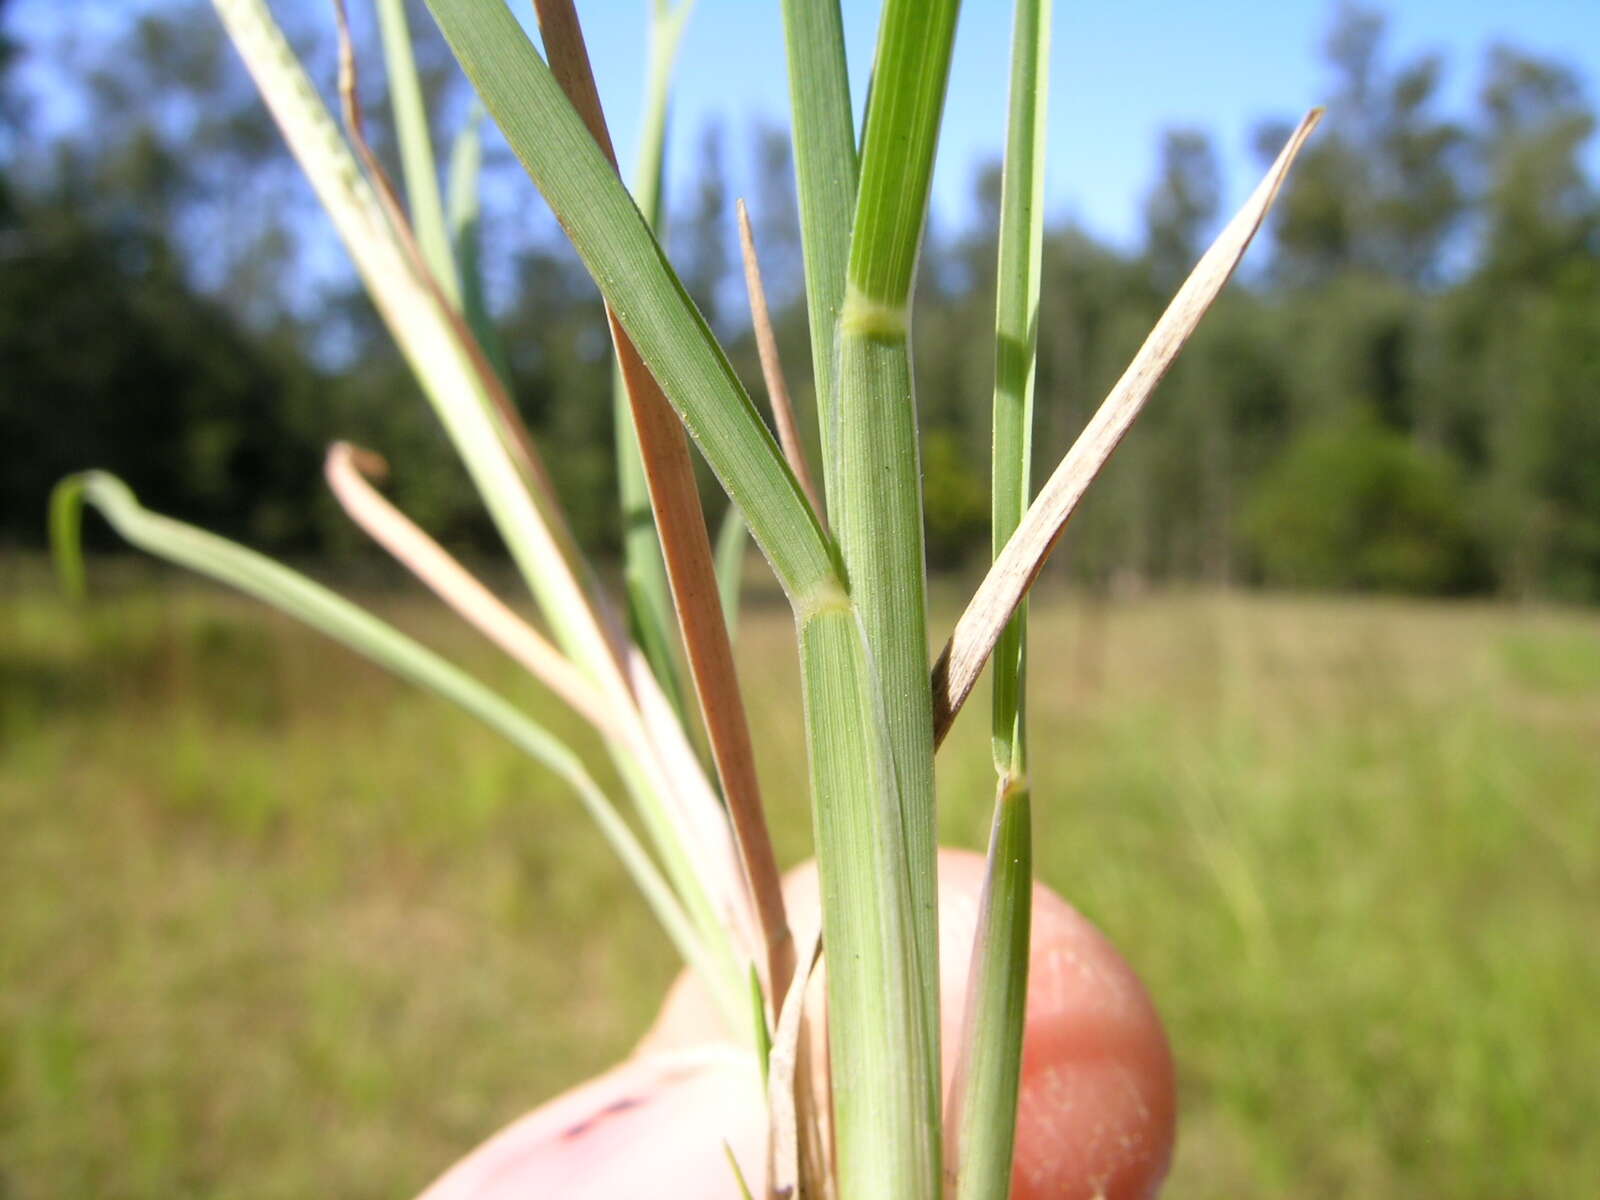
[1243,417,1485,593]
[0,216,325,549]
[5,585,1598,1198]
[922,429,991,570]
[3,3,1595,605]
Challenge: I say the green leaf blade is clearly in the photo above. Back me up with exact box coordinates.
[714,503,747,641]
[49,472,734,1021]
[424,0,835,605]
[375,0,461,303]
[446,104,511,383]
[847,0,963,306]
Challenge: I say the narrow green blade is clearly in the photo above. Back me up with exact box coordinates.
[48,473,716,997]
[846,0,962,307]
[424,0,835,606]
[445,103,510,382]
[375,0,461,303]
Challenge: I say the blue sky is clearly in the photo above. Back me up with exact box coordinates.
[11,0,1597,251]
[537,0,1600,248]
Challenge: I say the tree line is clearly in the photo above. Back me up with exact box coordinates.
[3,2,1597,599]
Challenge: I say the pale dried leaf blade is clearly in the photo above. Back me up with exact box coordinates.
[737,198,826,523]
[766,929,824,1200]
[932,108,1324,743]
[51,471,716,998]
[323,443,616,741]
[626,647,762,965]
[326,443,762,986]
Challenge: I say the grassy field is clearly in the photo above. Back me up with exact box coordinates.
[2,560,1597,1197]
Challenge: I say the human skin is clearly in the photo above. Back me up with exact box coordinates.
[418,849,1175,1199]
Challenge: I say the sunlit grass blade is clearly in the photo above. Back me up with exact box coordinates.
[375,0,460,304]
[445,104,510,382]
[532,0,795,1006]
[944,777,1032,1200]
[425,0,834,606]
[778,0,857,507]
[848,1,962,306]
[748,964,773,1088]
[726,1143,757,1200]
[48,471,722,1005]
[932,108,1325,743]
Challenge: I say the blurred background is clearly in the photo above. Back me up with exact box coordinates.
[2,0,1597,1196]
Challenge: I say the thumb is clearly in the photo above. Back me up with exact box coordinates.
[419,849,1175,1200]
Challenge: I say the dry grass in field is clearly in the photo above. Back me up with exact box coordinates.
[2,569,1596,1197]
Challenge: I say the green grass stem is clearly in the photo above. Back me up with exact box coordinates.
[947,2,1050,1192]
[824,7,966,1188]
[375,0,460,304]
[947,777,1033,1200]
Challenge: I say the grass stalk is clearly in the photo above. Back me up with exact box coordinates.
[822,6,966,1191]
[796,596,936,1199]
[944,2,1049,1193]
[945,777,1032,1200]
[987,0,1050,781]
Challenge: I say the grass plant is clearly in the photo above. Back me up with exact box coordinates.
[50,1,1320,1195]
